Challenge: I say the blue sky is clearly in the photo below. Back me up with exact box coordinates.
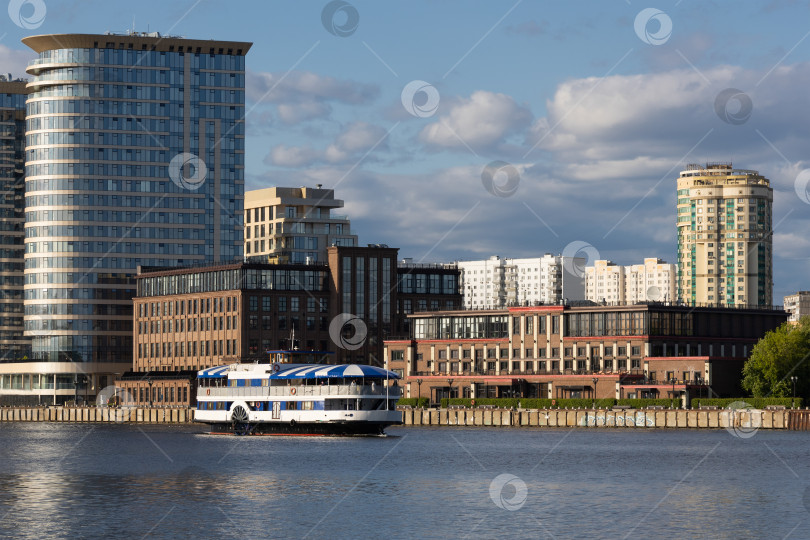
[4,0,810,302]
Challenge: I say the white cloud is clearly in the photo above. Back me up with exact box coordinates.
[277,101,332,124]
[419,90,532,151]
[0,45,36,81]
[265,145,321,168]
[266,122,389,167]
[246,70,378,125]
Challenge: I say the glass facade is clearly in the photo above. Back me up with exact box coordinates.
[137,266,328,297]
[0,81,28,361]
[23,34,250,365]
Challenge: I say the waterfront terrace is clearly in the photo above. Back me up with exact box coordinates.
[384,303,787,406]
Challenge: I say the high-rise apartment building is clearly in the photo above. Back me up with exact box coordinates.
[244,186,358,264]
[676,163,772,307]
[0,76,29,365]
[457,254,585,309]
[6,32,250,405]
[586,258,676,304]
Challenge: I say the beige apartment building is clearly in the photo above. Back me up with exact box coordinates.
[586,258,675,304]
[244,186,358,264]
[676,163,773,307]
[784,292,810,324]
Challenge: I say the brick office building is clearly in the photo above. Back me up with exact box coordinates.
[384,303,787,406]
[118,246,462,406]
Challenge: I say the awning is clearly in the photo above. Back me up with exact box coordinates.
[484,379,516,385]
[197,366,230,379]
[271,364,400,380]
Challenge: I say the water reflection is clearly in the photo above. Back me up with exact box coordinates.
[0,424,808,538]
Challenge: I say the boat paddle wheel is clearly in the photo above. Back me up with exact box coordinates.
[230,405,251,436]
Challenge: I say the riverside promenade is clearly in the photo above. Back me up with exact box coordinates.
[400,406,810,430]
[0,406,193,424]
[3,405,810,430]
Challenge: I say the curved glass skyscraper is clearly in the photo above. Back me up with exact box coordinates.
[0,78,28,363]
[15,32,249,404]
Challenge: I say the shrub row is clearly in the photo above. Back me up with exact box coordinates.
[404,396,803,410]
[691,397,803,409]
[436,397,678,409]
[396,397,430,408]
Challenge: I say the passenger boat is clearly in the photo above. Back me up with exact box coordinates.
[193,350,403,435]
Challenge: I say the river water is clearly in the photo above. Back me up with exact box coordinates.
[0,423,808,539]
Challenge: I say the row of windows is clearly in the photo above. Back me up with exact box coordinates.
[25,255,214,270]
[34,47,246,70]
[28,241,206,256]
[26,225,207,241]
[138,268,328,297]
[139,296,237,317]
[28,95,241,117]
[24,319,132,332]
[25,303,131,316]
[140,338,237,358]
[139,314,238,334]
[25,210,217,225]
[32,66,244,89]
[247,295,327,313]
[426,358,642,374]
[413,316,512,340]
[133,385,189,405]
[398,273,459,295]
[25,124,245,148]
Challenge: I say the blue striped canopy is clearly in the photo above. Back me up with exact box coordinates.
[196,363,400,380]
[271,364,400,380]
[197,365,230,379]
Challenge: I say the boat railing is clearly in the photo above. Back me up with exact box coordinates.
[201,385,402,399]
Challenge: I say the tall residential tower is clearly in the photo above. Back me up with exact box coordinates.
[676,163,772,307]
[11,32,250,404]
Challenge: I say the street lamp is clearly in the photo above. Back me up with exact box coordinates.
[670,377,676,409]
[416,378,423,404]
[447,378,453,401]
[147,378,154,408]
[592,377,599,409]
[791,376,798,408]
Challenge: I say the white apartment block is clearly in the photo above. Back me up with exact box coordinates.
[784,292,810,323]
[457,254,585,309]
[586,258,677,304]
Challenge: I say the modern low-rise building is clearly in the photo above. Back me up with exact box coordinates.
[784,291,810,324]
[384,303,787,405]
[244,186,358,264]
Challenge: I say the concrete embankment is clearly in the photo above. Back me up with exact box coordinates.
[0,406,193,424]
[2,406,808,430]
[401,407,798,430]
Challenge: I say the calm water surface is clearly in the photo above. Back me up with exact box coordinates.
[0,423,808,539]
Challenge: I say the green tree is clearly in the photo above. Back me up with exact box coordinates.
[742,317,810,398]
